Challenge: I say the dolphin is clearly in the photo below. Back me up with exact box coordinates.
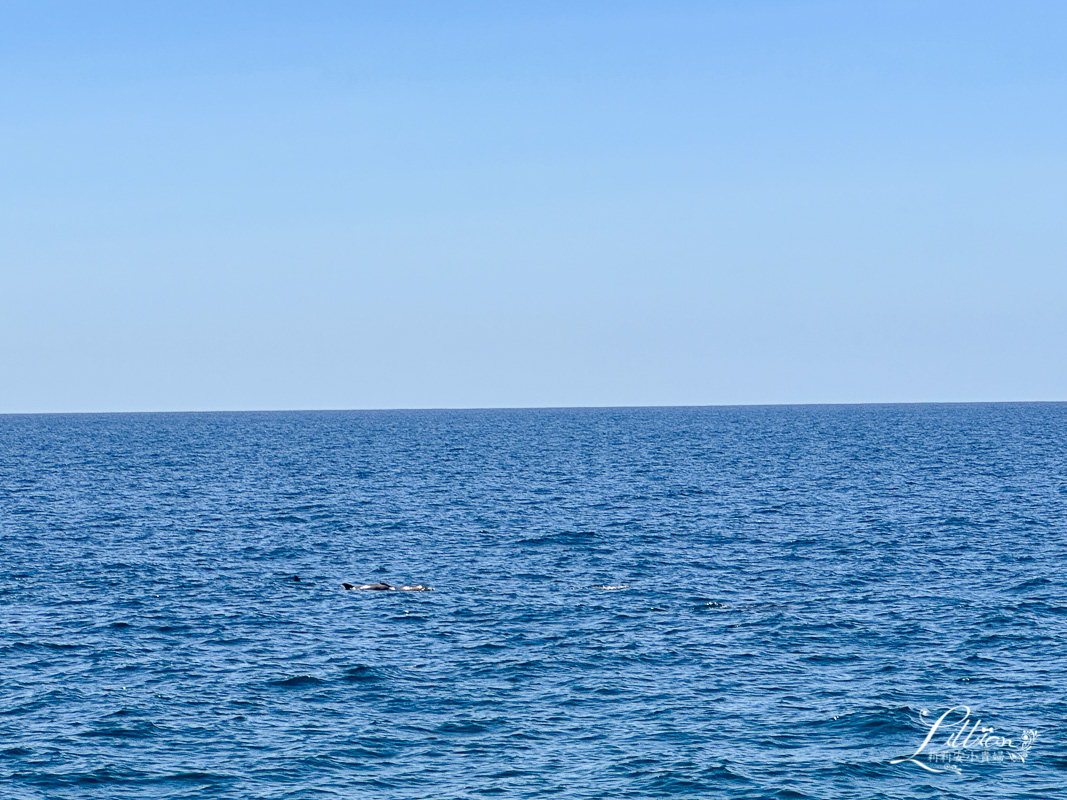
[341,582,432,591]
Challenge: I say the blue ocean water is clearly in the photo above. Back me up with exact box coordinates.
[1,404,1065,799]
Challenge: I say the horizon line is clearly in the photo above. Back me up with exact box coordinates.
[3,399,1065,417]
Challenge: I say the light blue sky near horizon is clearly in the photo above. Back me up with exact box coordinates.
[3,1,1065,413]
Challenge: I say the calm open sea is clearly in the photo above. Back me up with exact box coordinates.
[1,404,1065,798]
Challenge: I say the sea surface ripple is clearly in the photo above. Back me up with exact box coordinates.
[1,404,1065,798]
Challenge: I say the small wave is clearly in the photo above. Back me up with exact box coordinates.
[77,721,163,739]
[770,789,818,799]
[20,765,146,788]
[753,504,786,515]
[436,720,491,734]
[809,705,917,736]
[801,652,861,664]
[662,486,711,498]
[268,675,326,688]
[1011,576,1053,591]
[153,771,237,785]
[342,665,383,683]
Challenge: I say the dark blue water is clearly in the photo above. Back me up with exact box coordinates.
[2,404,1065,798]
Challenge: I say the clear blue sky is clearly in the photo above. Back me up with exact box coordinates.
[3,1,1065,412]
